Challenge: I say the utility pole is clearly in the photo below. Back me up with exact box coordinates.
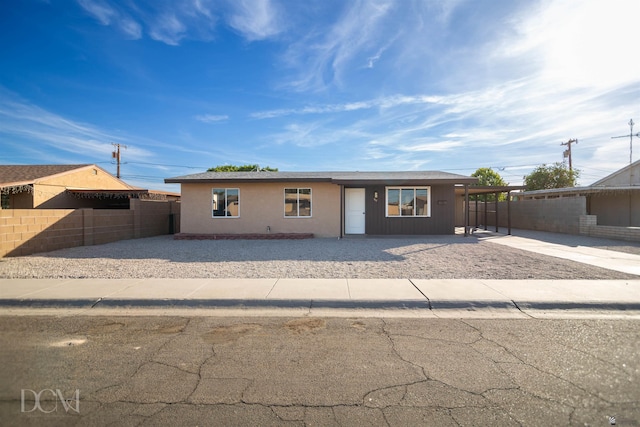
[561,138,578,171]
[611,119,639,164]
[111,143,127,178]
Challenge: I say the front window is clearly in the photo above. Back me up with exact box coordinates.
[212,188,239,217]
[386,187,430,217]
[285,188,311,217]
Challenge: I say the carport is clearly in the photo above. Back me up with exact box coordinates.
[456,185,525,236]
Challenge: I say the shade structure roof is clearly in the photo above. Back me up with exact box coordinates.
[454,185,526,196]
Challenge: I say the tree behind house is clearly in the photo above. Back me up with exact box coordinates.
[523,162,579,191]
[471,167,507,201]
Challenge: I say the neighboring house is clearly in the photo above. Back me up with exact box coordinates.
[0,164,179,209]
[520,160,640,227]
[165,171,478,237]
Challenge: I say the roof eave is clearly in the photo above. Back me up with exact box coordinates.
[0,180,35,188]
[332,178,478,186]
[165,177,479,185]
[164,177,333,184]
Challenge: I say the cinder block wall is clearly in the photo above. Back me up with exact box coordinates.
[0,200,180,257]
[580,215,640,242]
[469,196,587,234]
[131,199,181,238]
[1,209,84,257]
[92,210,134,245]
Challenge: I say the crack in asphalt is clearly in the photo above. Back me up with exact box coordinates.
[461,320,613,411]
[5,316,638,425]
[380,319,430,381]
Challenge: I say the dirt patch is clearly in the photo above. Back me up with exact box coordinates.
[202,323,263,344]
[351,321,367,331]
[155,321,189,334]
[88,322,125,334]
[284,318,326,334]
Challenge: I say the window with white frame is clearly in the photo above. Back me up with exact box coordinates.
[284,188,311,217]
[212,188,239,217]
[386,187,430,217]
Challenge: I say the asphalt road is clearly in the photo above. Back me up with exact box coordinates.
[0,316,638,426]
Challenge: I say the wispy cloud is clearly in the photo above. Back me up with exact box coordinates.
[226,0,283,41]
[282,0,395,91]
[0,87,155,163]
[77,0,115,25]
[195,114,229,123]
[256,70,639,180]
[119,16,143,39]
[366,37,397,69]
[148,13,187,45]
[76,0,287,45]
[76,0,217,45]
[251,94,445,119]
[77,0,142,39]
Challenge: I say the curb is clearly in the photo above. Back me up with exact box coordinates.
[1,299,639,311]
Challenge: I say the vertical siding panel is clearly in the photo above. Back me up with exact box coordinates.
[365,184,455,235]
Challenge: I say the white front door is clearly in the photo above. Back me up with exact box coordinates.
[345,188,366,234]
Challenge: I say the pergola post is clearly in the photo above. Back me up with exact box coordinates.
[495,192,499,232]
[464,184,469,237]
[474,196,478,230]
[340,185,344,238]
[507,190,512,235]
[483,194,488,230]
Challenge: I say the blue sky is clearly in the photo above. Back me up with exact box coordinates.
[1,0,638,192]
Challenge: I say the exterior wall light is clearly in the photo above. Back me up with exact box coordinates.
[373,191,379,201]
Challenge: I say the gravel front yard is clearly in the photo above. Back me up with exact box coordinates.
[0,234,636,280]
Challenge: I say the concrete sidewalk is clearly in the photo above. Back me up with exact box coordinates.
[478,230,640,276]
[1,278,639,317]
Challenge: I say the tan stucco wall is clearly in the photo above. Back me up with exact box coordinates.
[33,166,131,208]
[590,193,640,227]
[180,182,341,237]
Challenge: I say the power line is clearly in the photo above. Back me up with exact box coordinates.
[125,161,210,169]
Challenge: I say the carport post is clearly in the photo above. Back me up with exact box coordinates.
[474,196,478,229]
[507,190,512,235]
[464,184,469,237]
[483,194,488,230]
[495,192,499,232]
[339,185,344,238]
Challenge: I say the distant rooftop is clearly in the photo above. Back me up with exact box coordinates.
[0,164,92,186]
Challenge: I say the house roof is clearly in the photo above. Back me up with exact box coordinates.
[591,159,640,187]
[520,185,640,199]
[165,171,478,185]
[0,164,93,187]
[0,164,140,190]
[519,161,640,199]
